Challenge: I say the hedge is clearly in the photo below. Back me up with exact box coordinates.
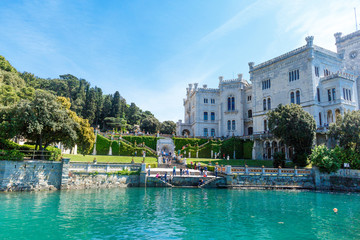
[95,135,111,155]
[173,137,208,151]
[243,140,254,159]
[122,136,159,150]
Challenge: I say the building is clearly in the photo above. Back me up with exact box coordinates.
[177,30,360,160]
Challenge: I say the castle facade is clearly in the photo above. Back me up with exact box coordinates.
[176,30,360,160]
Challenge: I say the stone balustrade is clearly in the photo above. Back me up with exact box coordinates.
[69,163,141,173]
[217,165,311,176]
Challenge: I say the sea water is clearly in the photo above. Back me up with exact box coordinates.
[0,188,359,239]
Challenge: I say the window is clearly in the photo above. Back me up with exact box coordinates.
[204,98,208,104]
[247,96,252,101]
[203,128,208,137]
[227,96,235,111]
[289,69,300,82]
[264,120,267,131]
[319,112,322,126]
[204,112,208,121]
[332,88,336,101]
[248,109,252,118]
[232,120,236,130]
[324,69,330,76]
[227,120,231,130]
[211,112,215,121]
[315,66,319,77]
[262,79,271,90]
[296,91,300,104]
[317,88,321,102]
[263,99,267,111]
[248,127,253,135]
[343,88,352,101]
[211,128,215,137]
[290,92,295,104]
[328,89,331,101]
[210,98,215,104]
[267,98,271,110]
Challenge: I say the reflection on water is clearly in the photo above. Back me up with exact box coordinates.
[0,189,359,239]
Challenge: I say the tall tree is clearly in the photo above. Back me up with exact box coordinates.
[127,102,141,125]
[82,87,97,124]
[111,91,121,118]
[267,104,316,167]
[140,116,160,134]
[160,120,176,134]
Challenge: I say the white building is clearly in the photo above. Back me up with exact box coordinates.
[177,30,360,160]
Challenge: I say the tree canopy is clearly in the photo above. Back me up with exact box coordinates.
[267,104,316,167]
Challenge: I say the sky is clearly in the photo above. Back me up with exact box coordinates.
[0,0,359,122]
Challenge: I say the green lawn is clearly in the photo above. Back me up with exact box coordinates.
[63,154,157,164]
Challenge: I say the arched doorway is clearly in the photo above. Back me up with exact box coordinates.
[327,110,333,124]
[182,129,190,136]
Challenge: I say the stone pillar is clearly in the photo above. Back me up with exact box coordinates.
[106,164,110,173]
[86,164,91,172]
[211,150,213,159]
[188,152,191,158]
[139,163,147,187]
[245,165,249,175]
[262,166,265,175]
[252,141,256,160]
[278,167,282,175]
[225,165,232,175]
[92,132,97,155]
[60,158,70,190]
[158,156,162,165]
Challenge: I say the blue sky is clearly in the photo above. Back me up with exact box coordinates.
[0,0,359,122]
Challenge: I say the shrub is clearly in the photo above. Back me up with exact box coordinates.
[96,134,111,155]
[243,141,254,159]
[273,152,285,168]
[0,150,24,161]
[220,137,243,159]
[309,145,341,173]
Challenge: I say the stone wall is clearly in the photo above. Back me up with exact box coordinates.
[230,175,315,189]
[0,160,62,191]
[63,173,139,190]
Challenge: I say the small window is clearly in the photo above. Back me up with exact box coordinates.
[332,88,336,101]
[319,113,322,126]
[248,127,253,135]
[262,79,271,90]
[264,120,267,131]
[349,90,352,101]
[211,128,215,137]
[267,98,271,110]
[204,112,208,121]
[263,99,267,111]
[211,99,215,104]
[227,120,231,130]
[203,128,208,137]
[248,109,252,118]
[227,96,235,111]
[232,120,236,130]
[317,88,321,102]
[290,92,295,104]
[204,98,208,104]
[211,112,215,121]
[343,88,346,100]
[296,91,300,104]
[289,69,300,82]
[328,89,331,101]
[247,96,252,101]
[315,66,319,77]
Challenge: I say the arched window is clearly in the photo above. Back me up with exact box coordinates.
[203,112,208,121]
[296,90,300,104]
[248,109,252,118]
[290,92,295,104]
[263,99,267,111]
[248,127,253,135]
[319,112,322,126]
[327,110,333,124]
[267,98,271,110]
[232,120,236,130]
[335,109,341,122]
[264,119,267,131]
[227,120,231,130]
[203,128,208,137]
[227,96,235,111]
[211,128,215,137]
[211,112,215,121]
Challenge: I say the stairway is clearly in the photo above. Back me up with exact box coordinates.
[199,177,219,188]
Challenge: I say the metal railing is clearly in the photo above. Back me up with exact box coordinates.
[217,165,311,177]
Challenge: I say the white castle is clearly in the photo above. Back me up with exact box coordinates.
[176,30,360,160]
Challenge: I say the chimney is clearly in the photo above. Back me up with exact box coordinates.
[334,32,342,44]
[218,76,223,82]
[248,62,254,71]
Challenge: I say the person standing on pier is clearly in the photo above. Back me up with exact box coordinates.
[173,166,176,176]
[148,165,151,176]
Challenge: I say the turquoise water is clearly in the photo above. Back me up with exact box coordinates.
[0,189,359,240]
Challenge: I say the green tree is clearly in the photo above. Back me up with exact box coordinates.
[140,116,160,134]
[111,91,121,118]
[160,120,176,134]
[309,145,341,173]
[127,102,141,125]
[267,104,316,167]
[82,87,96,124]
